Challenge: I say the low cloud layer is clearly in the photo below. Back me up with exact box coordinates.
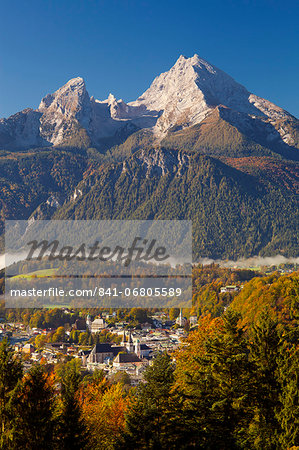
[197,255,299,269]
[1,253,298,272]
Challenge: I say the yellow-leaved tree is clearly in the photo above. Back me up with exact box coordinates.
[80,380,130,449]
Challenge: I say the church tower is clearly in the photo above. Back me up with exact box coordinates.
[86,314,92,331]
[176,308,186,327]
[135,338,141,357]
[121,329,127,347]
[127,330,134,353]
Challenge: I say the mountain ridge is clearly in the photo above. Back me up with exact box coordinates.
[0,54,297,153]
[0,55,298,259]
[53,146,298,259]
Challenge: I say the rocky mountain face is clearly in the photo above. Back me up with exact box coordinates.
[38,77,91,145]
[129,54,295,140]
[0,55,298,258]
[0,54,298,152]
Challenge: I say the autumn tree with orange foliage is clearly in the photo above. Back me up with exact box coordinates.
[80,378,130,450]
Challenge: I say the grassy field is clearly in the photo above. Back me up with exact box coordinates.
[12,268,58,279]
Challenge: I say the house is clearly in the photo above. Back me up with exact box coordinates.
[90,317,107,333]
[31,352,42,361]
[220,285,239,293]
[134,339,151,358]
[22,343,35,354]
[189,315,198,326]
[113,353,143,369]
[87,343,126,364]
[45,342,67,354]
[73,318,86,331]
[67,346,77,355]
[139,343,151,358]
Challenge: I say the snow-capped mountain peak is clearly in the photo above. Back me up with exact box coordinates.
[127,54,295,139]
[0,54,296,149]
[130,55,258,134]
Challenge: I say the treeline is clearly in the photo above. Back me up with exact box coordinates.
[3,307,80,329]
[1,305,151,328]
[1,308,297,449]
[33,328,121,349]
[191,264,259,318]
[231,271,299,332]
[122,312,298,449]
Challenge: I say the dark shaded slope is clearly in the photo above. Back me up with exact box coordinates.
[54,148,299,259]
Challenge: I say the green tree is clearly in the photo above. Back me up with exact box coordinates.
[181,311,256,449]
[276,342,299,449]
[110,371,131,388]
[70,329,79,343]
[0,338,23,447]
[9,365,57,450]
[245,312,299,450]
[79,331,88,345]
[51,326,66,343]
[88,334,93,346]
[169,307,180,321]
[126,308,148,324]
[57,359,87,449]
[120,352,178,449]
[35,333,47,349]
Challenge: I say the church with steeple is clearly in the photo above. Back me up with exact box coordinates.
[121,330,150,358]
[176,309,187,327]
[121,329,135,353]
[85,329,152,368]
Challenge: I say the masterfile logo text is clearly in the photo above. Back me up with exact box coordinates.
[5,220,192,308]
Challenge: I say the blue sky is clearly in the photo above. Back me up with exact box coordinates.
[1,0,298,118]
